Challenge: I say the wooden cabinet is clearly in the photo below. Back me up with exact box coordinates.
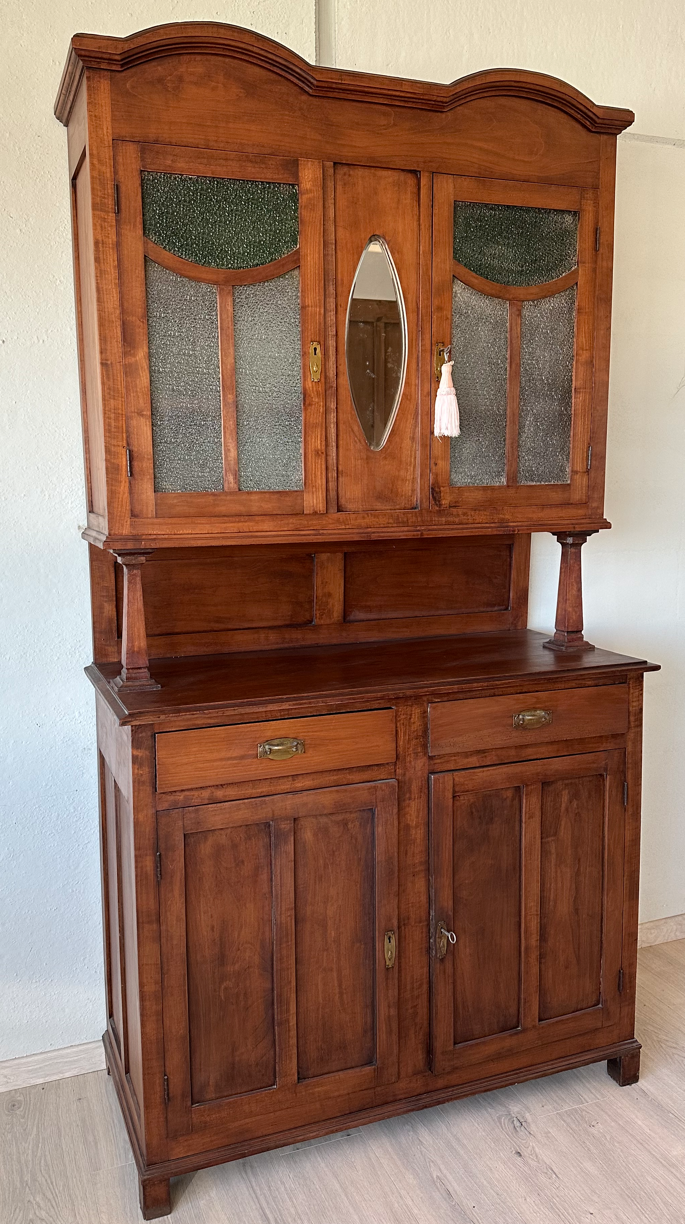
[57,21,656,1221]
[429,752,624,1075]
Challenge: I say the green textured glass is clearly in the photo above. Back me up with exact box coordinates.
[453,202,578,286]
[141,172,299,269]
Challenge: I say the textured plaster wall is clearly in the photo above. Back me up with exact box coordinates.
[1,0,684,1059]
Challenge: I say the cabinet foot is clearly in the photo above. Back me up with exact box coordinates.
[139,1174,171,1220]
[607,1048,640,1086]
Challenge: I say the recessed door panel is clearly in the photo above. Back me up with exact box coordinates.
[184,822,276,1103]
[539,773,605,1020]
[335,165,420,511]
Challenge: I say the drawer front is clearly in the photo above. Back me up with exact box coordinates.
[429,685,628,756]
[156,709,396,792]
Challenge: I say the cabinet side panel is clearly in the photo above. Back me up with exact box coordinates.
[452,786,522,1043]
[117,783,144,1115]
[539,773,604,1019]
[295,807,375,1079]
[73,156,107,516]
[184,822,276,1102]
[103,761,126,1062]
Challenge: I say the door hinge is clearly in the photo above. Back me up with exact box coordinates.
[595,226,600,251]
[125,447,132,478]
[114,183,120,214]
[618,968,624,994]
[587,445,592,471]
[156,850,162,882]
[163,1073,169,1104]
[623,780,628,807]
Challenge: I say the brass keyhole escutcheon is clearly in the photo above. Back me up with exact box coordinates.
[384,930,396,969]
[309,341,322,382]
[436,921,456,960]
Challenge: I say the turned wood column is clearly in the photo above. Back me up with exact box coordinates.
[111,551,160,692]
[543,531,596,653]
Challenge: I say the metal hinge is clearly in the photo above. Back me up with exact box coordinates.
[618,968,624,994]
[156,851,162,882]
[126,448,132,478]
[114,183,120,214]
[595,226,600,251]
[587,445,592,471]
[624,781,628,807]
[163,1073,169,1104]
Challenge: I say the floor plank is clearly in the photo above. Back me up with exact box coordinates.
[2,939,685,1223]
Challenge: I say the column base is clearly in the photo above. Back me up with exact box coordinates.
[543,632,596,652]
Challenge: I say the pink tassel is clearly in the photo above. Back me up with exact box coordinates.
[434,352,460,438]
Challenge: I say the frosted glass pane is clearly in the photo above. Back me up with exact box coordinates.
[454,202,578,286]
[518,286,576,485]
[233,270,303,491]
[146,259,223,493]
[142,172,298,269]
[450,279,508,486]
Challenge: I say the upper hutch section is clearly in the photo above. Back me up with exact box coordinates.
[56,22,634,549]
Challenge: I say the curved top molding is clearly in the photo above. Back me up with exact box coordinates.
[55,21,635,134]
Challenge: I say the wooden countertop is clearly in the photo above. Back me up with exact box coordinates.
[87,630,658,726]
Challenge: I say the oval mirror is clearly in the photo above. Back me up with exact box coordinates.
[345,236,407,450]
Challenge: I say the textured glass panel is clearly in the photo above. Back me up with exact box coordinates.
[146,259,223,493]
[453,202,578,286]
[518,286,576,485]
[233,270,303,491]
[142,172,299,269]
[450,279,508,486]
[345,237,407,450]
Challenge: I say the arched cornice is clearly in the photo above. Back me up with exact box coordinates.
[55,21,635,134]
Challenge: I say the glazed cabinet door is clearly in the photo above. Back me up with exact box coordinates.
[114,142,325,523]
[430,751,624,1075]
[431,174,598,520]
[158,781,398,1142]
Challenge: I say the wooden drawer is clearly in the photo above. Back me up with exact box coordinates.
[156,709,396,792]
[429,685,628,756]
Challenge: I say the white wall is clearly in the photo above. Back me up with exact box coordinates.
[1,0,684,1060]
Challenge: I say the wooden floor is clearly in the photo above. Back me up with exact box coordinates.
[3,940,685,1224]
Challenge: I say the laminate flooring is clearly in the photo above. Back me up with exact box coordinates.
[3,940,685,1224]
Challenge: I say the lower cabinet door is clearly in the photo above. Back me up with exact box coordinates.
[429,751,625,1075]
[158,780,398,1141]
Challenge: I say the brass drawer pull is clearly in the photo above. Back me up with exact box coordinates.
[257,737,305,761]
[436,921,457,960]
[513,709,553,730]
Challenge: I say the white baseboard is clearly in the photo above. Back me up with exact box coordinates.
[638,912,685,949]
[2,917,685,1094]
[0,1040,105,1093]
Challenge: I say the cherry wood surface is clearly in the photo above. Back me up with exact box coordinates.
[56,24,654,1220]
[155,708,397,792]
[59,23,631,547]
[157,783,399,1143]
[429,682,629,755]
[88,630,656,725]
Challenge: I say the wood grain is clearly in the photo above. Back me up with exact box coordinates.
[156,709,396,791]
[429,682,628,755]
